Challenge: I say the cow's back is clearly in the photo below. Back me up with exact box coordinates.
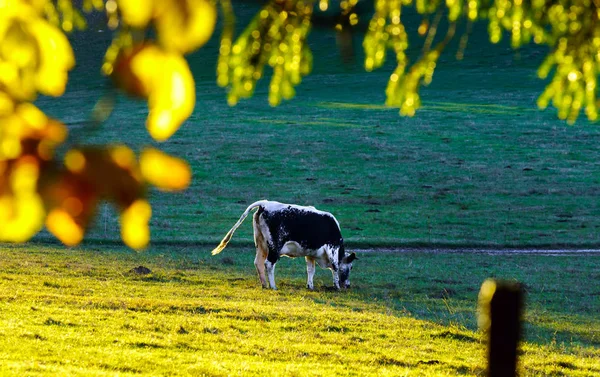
[260,204,343,251]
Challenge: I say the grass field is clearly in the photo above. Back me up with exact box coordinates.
[17,8,600,376]
[37,89,600,248]
[0,244,598,376]
[32,17,600,248]
[64,94,600,248]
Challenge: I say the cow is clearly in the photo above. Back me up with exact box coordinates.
[211,200,357,290]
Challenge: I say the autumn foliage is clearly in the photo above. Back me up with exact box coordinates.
[0,0,203,248]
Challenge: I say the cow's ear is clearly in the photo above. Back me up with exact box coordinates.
[347,252,357,262]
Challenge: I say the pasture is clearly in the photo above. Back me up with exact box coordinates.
[0,244,598,376]
[17,10,600,376]
[35,19,600,248]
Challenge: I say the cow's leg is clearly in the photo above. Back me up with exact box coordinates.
[253,211,269,288]
[305,257,316,290]
[265,260,277,290]
[332,270,340,290]
[323,245,341,290]
[254,247,268,288]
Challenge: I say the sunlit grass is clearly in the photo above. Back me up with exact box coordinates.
[39,90,600,249]
[317,101,538,115]
[1,244,598,376]
[262,118,364,128]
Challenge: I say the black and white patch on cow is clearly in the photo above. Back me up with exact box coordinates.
[211,200,357,290]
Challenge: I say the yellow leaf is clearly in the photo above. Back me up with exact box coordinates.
[140,148,191,191]
[155,0,217,54]
[128,45,162,94]
[0,159,45,242]
[46,208,84,246]
[2,19,38,71]
[110,144,136,169]
[30,20,75,97]
[64,150,86,173]
[0,194,45,242]
[0,91,15,116]
[129,45,195,141]
[117,0,154,28]
[112,45,151,98]
[120,199,151,249]
[146,55,195,141]
[0,3,74,100]
[16,102,47,130]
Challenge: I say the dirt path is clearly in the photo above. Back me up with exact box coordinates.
[355,247,600,255]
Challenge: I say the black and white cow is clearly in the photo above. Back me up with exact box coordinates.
[211,200,357,290]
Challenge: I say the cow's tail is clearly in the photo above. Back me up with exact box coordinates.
[211,200,268,255]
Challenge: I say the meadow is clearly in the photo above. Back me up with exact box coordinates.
[35,21,600,248]
[12,7,600,376]
[0,244,598,376]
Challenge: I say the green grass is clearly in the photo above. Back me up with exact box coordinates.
[1,244,598,376]
[39,93,600,249]
[18,11,600,376]
[33,24,600,249]
[68,95,600,249]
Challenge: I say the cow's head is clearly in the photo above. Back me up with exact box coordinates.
[338,252,357,289]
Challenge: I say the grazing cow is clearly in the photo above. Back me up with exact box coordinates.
[211,200,357,290]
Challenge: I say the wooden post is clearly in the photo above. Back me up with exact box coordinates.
[478,279,524,377]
